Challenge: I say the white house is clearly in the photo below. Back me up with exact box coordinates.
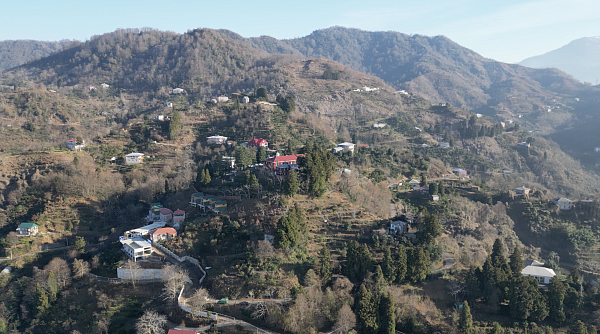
[502,169,512,174]
[17,222,38,236]
[421,144,428,148]
[515,186,531,195]
[164,102,173,108]
[154,114,165,121]
[336,142,355,153]
[100,83,110,88]
[121,237,153,262]
[217,95,229,103]
[66,138,85,151]
[440,142,450,148]
[222,156,236,169]
[520,142,531,147]
[389,221,408,235]
[172,88,185,94]
[125,153,144,164]
[242,96,250,103]
[475,113,483,118]
[372,123,386,128]
[553,198,574,210]
[85,85,96,91]
[407,179,420,185]
[521,263,556,284]
[432,195,440,201]
[207,135,228,145]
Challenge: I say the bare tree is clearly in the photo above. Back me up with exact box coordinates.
[135,309,167,334]
[161,265,190,302]
[45,258,71,287]
[72,259,90,279]
[187,288,209,316]
[254,240,274,260]
[448,279,465,302]
[333,304,356,334]
[125,260,140,289]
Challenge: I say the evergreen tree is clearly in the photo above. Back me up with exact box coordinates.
[379,292,395,334]
[168,110,182,139]
[256,146,267,163]
[202,168,211,186]
[589,325,598,334]
[509,247,524,277]
[256,87,267,99]
[274,204,307,249]
[547,277,566,324]
[458,300,474,334]
[421,212,442,244]
[407,246,430,283]
[420,173,427,187]
[381,246,396,283]
[428,182,438,195]
[568,321,589,334]
[344,241,372,282]
[36,283,49,316]
[284,171,299,197]
[75,236,86,254]
[394,245,407,283]
[508,276,548,321]
[490,322,504,334]
[374,265,387,293]
[318,245,333,284]
[234,146,254,169]
[356,284,379,334]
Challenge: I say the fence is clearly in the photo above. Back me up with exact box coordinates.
[85,272,164,284]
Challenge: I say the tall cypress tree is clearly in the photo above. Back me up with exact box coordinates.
[284,171,299,197]
[509,247,524,277]
[318,245,333,284]
[381,246,396,283]
[256,146,267,163]
[356,284,379,334]
[379,292,395,334]
[458,300,474,334]
[168,110,182,139]
[547,277,566,324]
[407,246,430,283]
[395,245,407,283]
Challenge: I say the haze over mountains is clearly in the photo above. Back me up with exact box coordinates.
[520,37,600,85]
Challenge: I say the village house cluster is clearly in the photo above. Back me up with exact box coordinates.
[118,202,184,262]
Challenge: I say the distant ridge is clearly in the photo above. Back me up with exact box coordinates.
[0,40,73,70]
[519,37,600,84]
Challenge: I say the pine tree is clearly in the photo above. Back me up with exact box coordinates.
[381,246,396,283]
[547,277,566,323]
[168,110,181,139]
[428,182,438,195]
[509,247,524,277]
[490,322,503,334]
[394,245,407,283]
[36,283,49,316]
[256,146,267,163]
[344,241,372,282]
[356,284,379,334]
[379,292,395,334]
[318,245,333,284]
[374,265,387,293]
[421,212,442,244]
[284,171,299,197]
[407,246,430,283]
[568,321,589,334]
[201,168,211,186]
[458,300,474,334]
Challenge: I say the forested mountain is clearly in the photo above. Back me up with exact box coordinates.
[0,40,72,70]
[2,27,600,334]
[11,28,303,97]
[225,27,586,114]
[520,37,600,84]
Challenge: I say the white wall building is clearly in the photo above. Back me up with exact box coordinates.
[121,238,153,262]
[521,264,556,284]
[125,153,144,164]
[207,135,228,145]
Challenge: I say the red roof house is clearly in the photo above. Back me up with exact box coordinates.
[264,154,304,170]
[159,208,173,222]
[168,330,198,334]
[247,138,268,150]
[173,209,186,223]
[150,227,177,242]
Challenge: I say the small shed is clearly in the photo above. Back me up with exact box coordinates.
[125,153,144,164]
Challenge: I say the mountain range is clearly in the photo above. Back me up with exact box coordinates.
[520,36,600,85]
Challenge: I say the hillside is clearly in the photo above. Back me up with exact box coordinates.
[224,27,586,117]
[1,27,600,334]
[520,36,600,84]
[0,40,72,71]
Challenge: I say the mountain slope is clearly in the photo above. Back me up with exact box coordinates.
[224,27,584,115]
[520,37,600,84]
[0,40,72,70]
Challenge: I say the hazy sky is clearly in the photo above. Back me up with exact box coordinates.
[3,0,599,63]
